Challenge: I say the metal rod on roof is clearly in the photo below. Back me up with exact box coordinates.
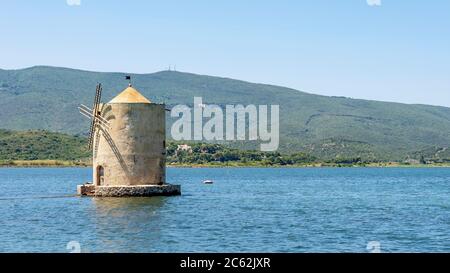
[125,75,132,86]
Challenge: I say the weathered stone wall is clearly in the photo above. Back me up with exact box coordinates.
[94,184,181,197]
[77,184,96,196]
[93,103,166,186]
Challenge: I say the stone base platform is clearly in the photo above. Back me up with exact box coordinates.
[77,183,181,197]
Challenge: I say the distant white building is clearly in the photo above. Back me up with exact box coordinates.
[177,144,192,153]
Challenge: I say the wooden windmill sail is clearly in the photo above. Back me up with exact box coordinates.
[78,83,110,150]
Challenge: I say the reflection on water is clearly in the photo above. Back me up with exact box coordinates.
[93,196,166,217]
[90,197,167,252]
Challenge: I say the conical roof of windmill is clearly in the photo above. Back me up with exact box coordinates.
[109,85,151,104]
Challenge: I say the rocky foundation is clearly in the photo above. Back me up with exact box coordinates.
[77,183,181,197]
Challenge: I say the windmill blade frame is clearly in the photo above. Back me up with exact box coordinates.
[78,105,110,128]
[87,84,102,150]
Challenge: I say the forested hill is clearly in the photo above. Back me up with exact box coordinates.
[1,66,450,160]
[1,129,449,165]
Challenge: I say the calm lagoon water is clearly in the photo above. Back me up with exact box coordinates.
[0,167,448,253]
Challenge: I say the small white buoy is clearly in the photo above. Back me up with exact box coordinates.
[203,180,214,184]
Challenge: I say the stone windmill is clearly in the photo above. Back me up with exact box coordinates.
[77,79,180,197]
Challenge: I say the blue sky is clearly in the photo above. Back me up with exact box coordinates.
[1,0,449,106]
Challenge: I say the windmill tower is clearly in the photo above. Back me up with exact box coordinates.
[77,80,181,197]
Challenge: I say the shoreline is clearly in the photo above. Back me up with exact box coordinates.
[0,160,91,168]
[1,160,450,168]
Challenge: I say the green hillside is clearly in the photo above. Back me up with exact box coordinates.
[0,129,317,166]
[0,129,89,161]
[1,129,449,166]
[1,66,450,161]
